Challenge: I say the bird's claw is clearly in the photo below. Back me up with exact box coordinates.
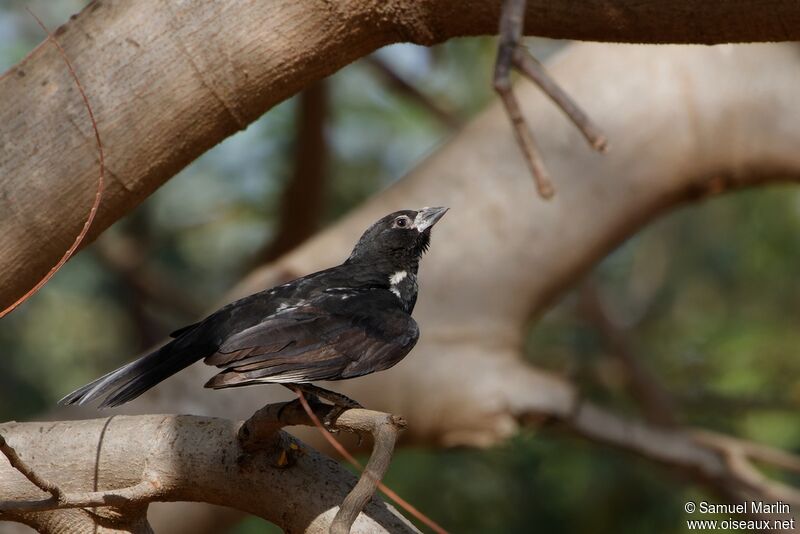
[322,405,349,431]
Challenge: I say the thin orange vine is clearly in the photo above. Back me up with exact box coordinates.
[0,8,105,319]
[296,391,449,534]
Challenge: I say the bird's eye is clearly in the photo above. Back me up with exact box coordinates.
[394,216,409,228]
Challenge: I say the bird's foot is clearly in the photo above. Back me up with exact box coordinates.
[321,395,362,431]
[322,405,348,430]
[283,383,363,432]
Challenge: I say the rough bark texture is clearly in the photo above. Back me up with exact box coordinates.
[4,0,800,309]
[0,411,418,534]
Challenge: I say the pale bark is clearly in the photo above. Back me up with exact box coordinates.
[0,408,418,534]
[4,0,800,309]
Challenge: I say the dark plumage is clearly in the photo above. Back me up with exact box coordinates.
[60,207,448,410]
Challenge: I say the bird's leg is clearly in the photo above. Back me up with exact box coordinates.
[283,383,363,429]
[290,383,363,409]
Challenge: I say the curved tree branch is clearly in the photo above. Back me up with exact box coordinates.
[4,1,800,308]
[0,404,419,534]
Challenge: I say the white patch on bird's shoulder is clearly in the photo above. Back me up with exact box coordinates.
[390,287,402,298]
[389,271,407,285]
[276,300,306,313]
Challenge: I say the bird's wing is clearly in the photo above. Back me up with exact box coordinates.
[203,290,418,387]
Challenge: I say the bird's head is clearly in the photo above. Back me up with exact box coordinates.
[347,207,448,271]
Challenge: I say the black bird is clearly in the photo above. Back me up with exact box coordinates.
[61,207,448,414]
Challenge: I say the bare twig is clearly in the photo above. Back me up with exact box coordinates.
[240,396,445,534]
[365,56,462,130]
[0,9,105,319]
[512,48,607,151]
[326,410,404,534]
[0,479,153,513]
[0,432,64,504]
[290,393,448,534]
[691,430,800,511]
[0,427,154,514]
[694,430,800,478]
[493,0,606,198]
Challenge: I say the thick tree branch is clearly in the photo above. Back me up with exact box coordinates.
[5,1,800,308]
[0,407,419,534]
[0,7,105,319]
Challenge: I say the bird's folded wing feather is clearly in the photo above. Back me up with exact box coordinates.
[203,292,418,386]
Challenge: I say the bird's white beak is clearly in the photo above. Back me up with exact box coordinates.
[413,206,449,232]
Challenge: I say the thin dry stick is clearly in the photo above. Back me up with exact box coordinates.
[0,433,64,503]
[493,0,607,199]
[512,48,607,152]
[0,481,153,513]
[295,392,449,534]
[0,9,105,319]
[493,0,552,198]
[330,413,404,534]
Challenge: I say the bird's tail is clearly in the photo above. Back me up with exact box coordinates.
[59,340,200,408]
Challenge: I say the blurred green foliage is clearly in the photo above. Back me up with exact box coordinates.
[3,2,800,533]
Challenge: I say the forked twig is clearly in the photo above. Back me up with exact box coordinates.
[1,425,153,514]
[0,432,64,504]
[512,49,608,152]
[0,9,105,319]
[239,395,445,533]
[292,392,449,534]
[0,429,166,514]
[493,0,607,198]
